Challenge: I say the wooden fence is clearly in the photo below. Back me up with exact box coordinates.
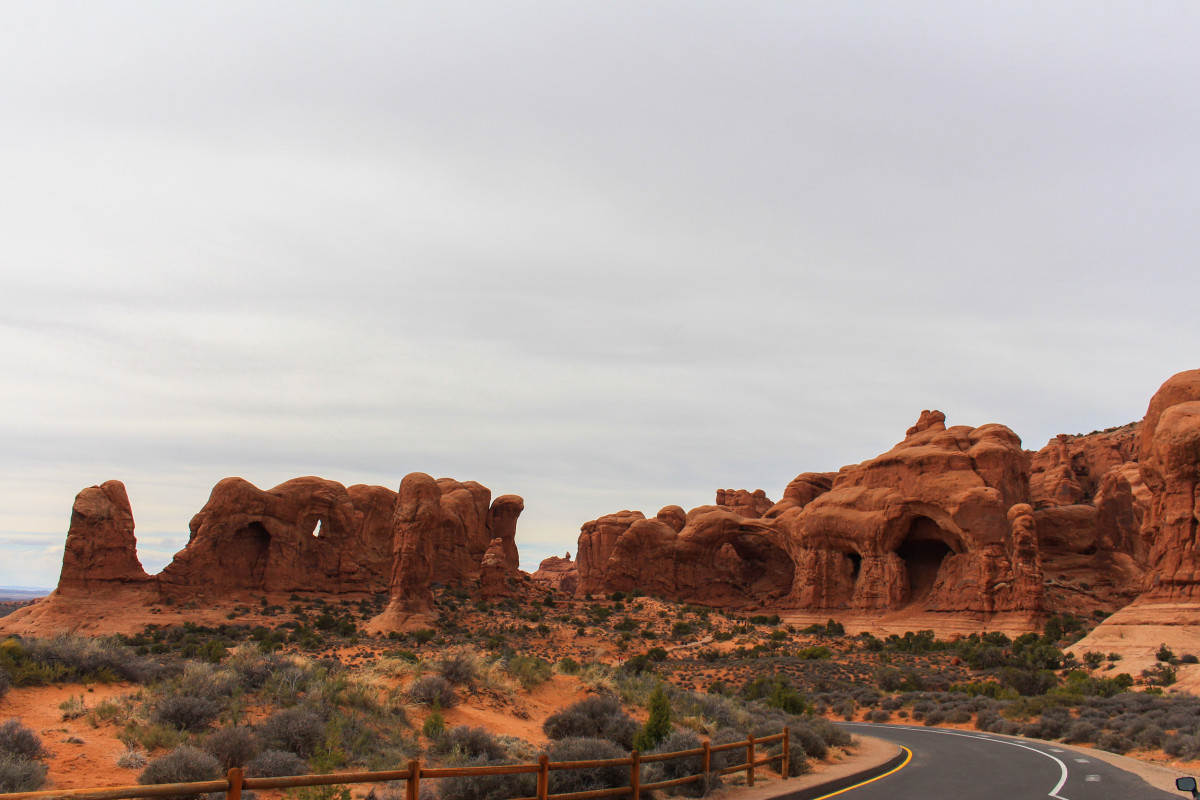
[0,731,788,800]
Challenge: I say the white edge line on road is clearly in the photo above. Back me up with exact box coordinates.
[844,723,1071,800]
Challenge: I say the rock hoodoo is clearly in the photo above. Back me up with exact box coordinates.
[59,480,150,590]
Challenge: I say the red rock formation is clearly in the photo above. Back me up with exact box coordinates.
[577,510,646,595]
[59,480,150,590]
[366,473,439,631]
[531,553,578,594]
[600,507,793,605]
[1137,370,1200,602]
[1029,426,1140,508]
[159,476,394,596]
[487,495,524,574]
[478,538,510,598]
[4,471,523,636]
[715,489,773,518]
[781,416,1041,615]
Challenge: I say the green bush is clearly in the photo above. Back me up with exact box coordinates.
[634,685,672,751]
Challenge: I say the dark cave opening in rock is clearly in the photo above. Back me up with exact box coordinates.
[897,516,958,605]
[846,551,862,582]
[227,521,270,586]
[727,534,795,600]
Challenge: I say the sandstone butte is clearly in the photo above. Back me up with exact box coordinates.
[6,368,1200,652]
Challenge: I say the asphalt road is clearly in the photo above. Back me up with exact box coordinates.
[793,723,1186,800]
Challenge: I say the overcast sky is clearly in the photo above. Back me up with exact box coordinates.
[2,3,1198,589]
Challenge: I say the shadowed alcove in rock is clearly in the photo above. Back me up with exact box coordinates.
[896,516,961,606]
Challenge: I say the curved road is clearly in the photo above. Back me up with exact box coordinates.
[791,723,1184,800]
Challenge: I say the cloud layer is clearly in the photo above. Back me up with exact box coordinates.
[3,3,1198,586]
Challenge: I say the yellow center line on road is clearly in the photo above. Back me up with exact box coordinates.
[808,746,913,800]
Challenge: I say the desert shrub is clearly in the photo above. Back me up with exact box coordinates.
[438,756,535,800]
[204,727,260,770]
[153,695,222,732]
[429,726,509,762]
[139,746,221,797]
[543,695,638,749]
[709,729,749,771]
[20,634,160,684]
[0,719,47,759]
[228,650,287,691]
[788,722,827,759]
[677,691,743,732]
[741,675,810,715]
[644,731,719,797]
[408,675,459,708]
[245,749,309,778]
[0,752,47,793]
[1065,721,1099,744]
[257,708,326,757]
[1097,731,1133,754]
[866,709,891,723]
[545,738,628,796]
[506,655,552,689]
[117,745,149,770]
[806,716,851,749]
[1166,734,1200,760]
[0,668,9,700]
[556,657,581,675]
[437,653,480,686]
[1137,725,1167,749]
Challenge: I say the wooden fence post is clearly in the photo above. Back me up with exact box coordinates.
[226,767,243,800]
[782,727,790,779]
[702,740,711,775]
[537,753,549,800]
[406,758,420,800]
[747,734,756,788]
[630,749,641,800]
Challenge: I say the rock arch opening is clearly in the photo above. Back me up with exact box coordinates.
[896,516,959,605]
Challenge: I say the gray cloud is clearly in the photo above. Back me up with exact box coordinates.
[2,3,1198,585]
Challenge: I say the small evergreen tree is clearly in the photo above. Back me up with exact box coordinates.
[634,685,671,751]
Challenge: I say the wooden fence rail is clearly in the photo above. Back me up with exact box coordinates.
[0,730,788,800]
